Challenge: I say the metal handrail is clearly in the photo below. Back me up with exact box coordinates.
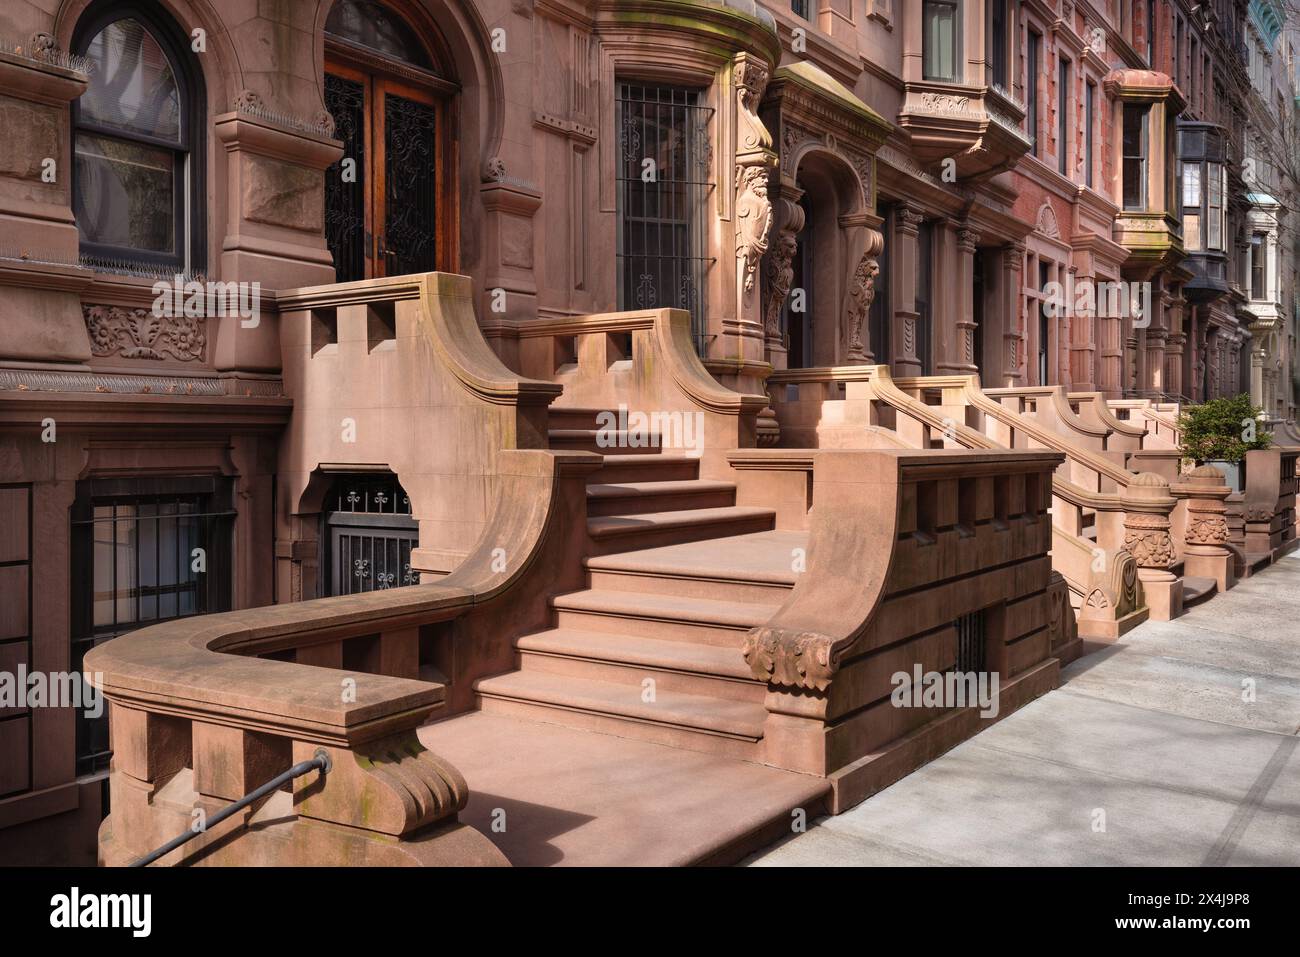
[130,749,332,867]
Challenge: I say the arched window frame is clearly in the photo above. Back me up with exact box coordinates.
[71,0,206,274]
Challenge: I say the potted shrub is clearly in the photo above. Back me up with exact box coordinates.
[1177,393,1271,491]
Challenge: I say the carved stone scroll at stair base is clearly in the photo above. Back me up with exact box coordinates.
[294,733,468,837]
[1046,570,1081,664]
[1077,548,1146,640]
[743,627,836,692]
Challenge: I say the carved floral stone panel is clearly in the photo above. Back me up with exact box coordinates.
[84,304,205,362]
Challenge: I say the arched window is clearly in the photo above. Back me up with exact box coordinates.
[72,2,205,273]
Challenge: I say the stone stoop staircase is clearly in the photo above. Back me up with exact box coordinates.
[474,407,800,763]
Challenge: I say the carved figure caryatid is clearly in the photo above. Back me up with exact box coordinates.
[844,256,880,362]
[762,199,805,341]
[736,164,773,298]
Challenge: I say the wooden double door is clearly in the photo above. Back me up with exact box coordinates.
[324,56,452,282]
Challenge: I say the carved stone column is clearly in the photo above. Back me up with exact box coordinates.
[892,204,924,376]
[1166,331,1186,398]
[936,222,979,375]
[1122,472,1183,620]
[1000,240,1026,386]
[1172,465,1235,593]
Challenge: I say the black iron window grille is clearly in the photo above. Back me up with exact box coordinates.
[71,478,234,776]
[323,475,419,597]
[953,609,988,674]
[616,83,714,355]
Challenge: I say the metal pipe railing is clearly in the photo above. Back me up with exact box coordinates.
[130,749,332,867]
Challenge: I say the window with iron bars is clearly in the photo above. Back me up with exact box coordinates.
[70,476,233,775]
[952,608,987,674]
[616,83,714,354]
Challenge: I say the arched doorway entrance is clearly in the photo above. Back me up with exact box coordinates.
[323,0,457,282]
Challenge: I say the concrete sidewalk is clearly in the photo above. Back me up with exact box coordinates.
[746,554,1300,867]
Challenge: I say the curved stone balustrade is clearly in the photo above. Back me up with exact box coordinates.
[85,447,596,866]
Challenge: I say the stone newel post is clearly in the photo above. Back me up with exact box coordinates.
[1172,464,1235,593]
[1121,472,1182,620]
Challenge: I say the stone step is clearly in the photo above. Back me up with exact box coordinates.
[516,627,764,702]
[549,428,661,454]
[587,505,775,554]
[553,588,778,645]
[584,529,802,603]
[586,479,736,516]
[474,671,768,759]
[419,713,830,866]
[547,407,605,430]
[1181,575,1218,608]
[590,453,700,484]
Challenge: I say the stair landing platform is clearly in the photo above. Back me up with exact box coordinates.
[419,712,829,866]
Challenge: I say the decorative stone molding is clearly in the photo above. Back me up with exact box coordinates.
[1035,201,1061,239]
[1123,512,1177,568]
[83,304,205,362]
[743,627,835,691]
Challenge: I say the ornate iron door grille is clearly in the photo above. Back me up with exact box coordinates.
[324,72,367,283]
[616,83,714,354]
[383,92,438,276]
[323,475,419,597]
[953,609,987,674]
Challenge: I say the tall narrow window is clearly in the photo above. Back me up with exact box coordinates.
[1206,162,1223,250]
[989,0,1008,89]
[70,478,233,775]
[1146,0,1156,65]
[1175,18,1183,88]
[1085,80,1095,188]
[791,0,811,19]
[1182,161,1201,249]
[72,2,205,273]
[1028,31,1041,154]
[1251,233,1267,300]
[616,83,713,352]
[922,1,960,82]
[1122,104,1148,210]
[1038,260,1051,385]
[1058,57,1071,175]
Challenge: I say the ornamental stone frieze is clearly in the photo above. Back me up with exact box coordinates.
[83,304,206,362]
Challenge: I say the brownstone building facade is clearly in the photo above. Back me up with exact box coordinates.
[0,0,1293,865]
